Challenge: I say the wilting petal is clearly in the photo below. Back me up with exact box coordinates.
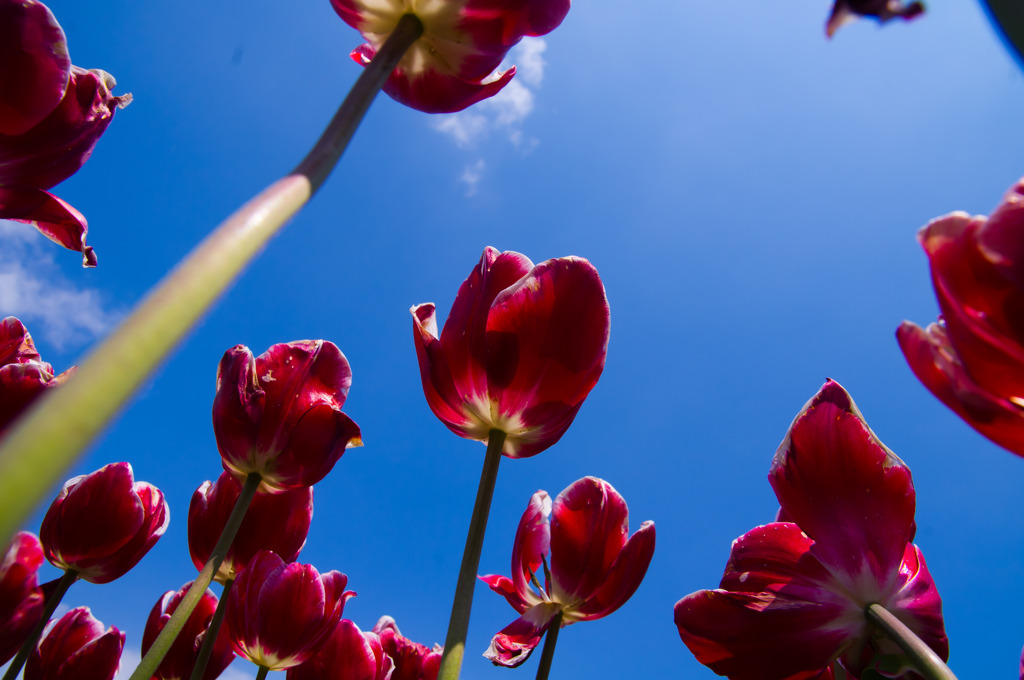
[769,381,915,589]
[484,602,561,668]
[825,0,925,37]
[0,187,94,266]
[0,532,45,665]
[0,0,70,135]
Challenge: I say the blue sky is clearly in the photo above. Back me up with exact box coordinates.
[4,1,1024,678]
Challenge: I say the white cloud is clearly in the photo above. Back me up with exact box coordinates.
[459,159,486,196]
[514,37,547,87]
[0,221,121,350]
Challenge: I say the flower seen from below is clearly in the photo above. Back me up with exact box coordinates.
[213,340,362,492]
[287,619,393,680]
[372,616,441,680]
[0,532,45,665]
[0,316,74,436]
[40,461,169,584]
[825,0,925,37]
[481,476,655,667]
[225,550,354,671]
[189,472,313,583]
[898,177,1024,459]
[0,0,131,266]
[25,606,124,680]
[330,0,570,113]
[674,380,947,680]
[142,581,235,680]
[412,247,609,458]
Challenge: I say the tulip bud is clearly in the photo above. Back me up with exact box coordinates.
[0,317,74,436]
[142,581,235,680]
[0,532,45,665]
[25,607,124,680]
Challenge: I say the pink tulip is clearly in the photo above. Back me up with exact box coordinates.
[0,316,74,436]
[287,619,393,680]
[142,581,235,680]
[372,616,441,680]
[412,247,609,458]
[40,462,169,584]
[825,0,924,37]
[189,472,313,583]
[225,550,354,671]
[0,532,45,665]
[0,0,130,266]
[25,607,124,680]
[213,340,362,492]
[674,380,947,679]
[329,0,570,113]
[481,477,654,667]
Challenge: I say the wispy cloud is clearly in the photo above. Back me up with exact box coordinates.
[0,221,122,350]
[459,159,487,196]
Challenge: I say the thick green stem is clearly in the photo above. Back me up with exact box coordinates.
[865,603,958,680]
[981,0,1024,68]
[533,611,562,680]
[188,578,234,680]
[254,666,270,680]
[436,430,506,680]
[130,473,261,680]
[0,12,426,545]
[1,569,77,680]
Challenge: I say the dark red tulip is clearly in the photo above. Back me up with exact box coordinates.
[481,477,654,667]
[0,532,45,665]
[213,340,362,492]
[142,581,235,680]
[0,0,131,266]
[825,0,924,37]
[674,381,947,680]
[372,616,441,680]
[331,0,570,113]
[225,550,354,671]
[0,316,74,436]
[189,472,313,583]
[24,607,124,680]
[40,462,169,584]
[898,177,1024,459]
[287,619,393,680]
[412,247,609,458]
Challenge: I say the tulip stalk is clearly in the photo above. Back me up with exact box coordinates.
[0,12,426,544]
[437,429,507,680]
[865,603,958,680]
[188,578,234,680]
[130,473,261,680]
[533,611,562,680]
[1,569,78,680]
[982,0,1024,68]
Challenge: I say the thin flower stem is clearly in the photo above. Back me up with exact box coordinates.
[1,569,78,680]
[534,611,563,680]
[254,666,270,680]
[188,577,234,680]
[130,473,261,680]
[865,603,958,680]
[0,12,426,545]
[437,430,507,680]
[981,0,1024,68]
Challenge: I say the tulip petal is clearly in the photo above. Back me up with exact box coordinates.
[571,520,655,621]
[483,601,562,668]
[769,381,915,590]
[412,302,478,436]
[825,0,924,37]
[0,532,45,665]
[0,0,70,136]
[0,187,95,266]
[288,619,384,680]
[510,490,551,605]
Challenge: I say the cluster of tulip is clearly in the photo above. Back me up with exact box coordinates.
[1,0,1020,678]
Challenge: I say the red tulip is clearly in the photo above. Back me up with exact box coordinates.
[142,581,235,680]
[0,0,131,266]
[287,619,393,680]
[330,0,570,113]
[481,477,654,667]
[40,462,169,584]
[189,472,313,583]
[25,607,124,680]
[898,177,1024,458]
[412,247,609,458]
[674,381,947,680]
[225,550,354,671]
[372,616,441,680]
[213,340,362,492]
[825,0,924,37]
[0,532,45,665]
[0,316,74,436]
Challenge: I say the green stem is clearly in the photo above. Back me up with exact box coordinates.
[981,0,1024,68]
[188,578,234,680]
[130,473,261,680]
[254,666,270,680]
[533,611,562,680]
[1,569,78,680]
[865,603,958,680]
[436,430,506,680]
[0,12,426,545]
